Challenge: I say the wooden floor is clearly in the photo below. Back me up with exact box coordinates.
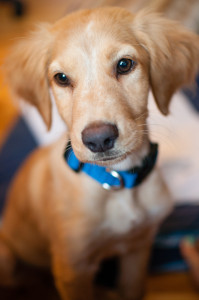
[0,1,199,299]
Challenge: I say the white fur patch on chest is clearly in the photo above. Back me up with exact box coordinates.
[101,189,144,235]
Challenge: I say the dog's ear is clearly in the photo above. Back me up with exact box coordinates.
[133,11,199,115]
[5,24,53,129]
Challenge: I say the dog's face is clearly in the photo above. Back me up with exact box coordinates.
[49,9,150,164]
[6,7,199,165]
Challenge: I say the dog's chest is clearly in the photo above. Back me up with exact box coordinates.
[100,189,144,236]
[85,188,152,259]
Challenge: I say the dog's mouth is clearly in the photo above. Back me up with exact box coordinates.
[84,142,144,167]
[89,151,128,166]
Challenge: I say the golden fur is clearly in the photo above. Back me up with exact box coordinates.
[1,7,199,300]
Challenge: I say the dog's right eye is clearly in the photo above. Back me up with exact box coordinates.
[54,73,70,87]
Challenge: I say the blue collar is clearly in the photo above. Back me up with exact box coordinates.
[64,142,158,190]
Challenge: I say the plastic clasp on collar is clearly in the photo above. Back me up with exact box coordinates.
[102,169,124,191]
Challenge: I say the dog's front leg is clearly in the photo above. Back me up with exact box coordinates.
[118,245,152,300]
[52,256,94,300]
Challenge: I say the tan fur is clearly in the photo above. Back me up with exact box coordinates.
[1,7,199,300]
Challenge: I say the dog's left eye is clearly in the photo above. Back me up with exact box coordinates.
[117,58,135,75]
[54,73,70,86]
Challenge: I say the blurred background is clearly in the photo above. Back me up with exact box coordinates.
[0,0,199,299]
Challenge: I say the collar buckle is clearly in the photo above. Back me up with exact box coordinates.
[102,169,124,191]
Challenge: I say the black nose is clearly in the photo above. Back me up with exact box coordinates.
[82,122,119,153]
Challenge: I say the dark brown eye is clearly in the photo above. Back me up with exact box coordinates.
[117,58,135,75]
[54,73,70,86]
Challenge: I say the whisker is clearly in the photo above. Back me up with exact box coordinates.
[134,112,148,121]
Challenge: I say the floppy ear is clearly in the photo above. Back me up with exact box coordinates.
[5,24,53,129]
[133,11,199,115]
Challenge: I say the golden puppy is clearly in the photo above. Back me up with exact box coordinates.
[1,7,199,300]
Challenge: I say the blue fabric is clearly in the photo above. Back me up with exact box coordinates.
[0,117,37,213]
[150,204,199,273]
[66,148,146,189]
[183,73,199,112]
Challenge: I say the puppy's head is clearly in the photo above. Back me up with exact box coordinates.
[6,7,199,165]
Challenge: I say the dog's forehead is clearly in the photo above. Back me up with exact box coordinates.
[51,8,136,54]
[53,7,134,32]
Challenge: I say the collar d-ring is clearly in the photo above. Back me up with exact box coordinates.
[102,169,124,190]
